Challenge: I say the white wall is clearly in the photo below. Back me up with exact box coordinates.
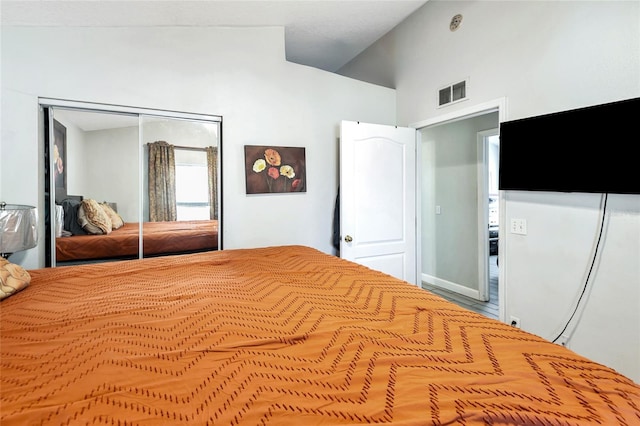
[83,127,140,222]
[341,1,640,382]
[1,26,396,267]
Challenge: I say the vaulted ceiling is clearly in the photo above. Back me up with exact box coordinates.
[1,0,428,72]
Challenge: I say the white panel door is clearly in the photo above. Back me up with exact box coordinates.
[340,121,417,285]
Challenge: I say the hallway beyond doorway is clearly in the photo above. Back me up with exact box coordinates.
[422,255,499,320]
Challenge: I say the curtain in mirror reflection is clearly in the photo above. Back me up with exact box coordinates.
[148,142,218,222]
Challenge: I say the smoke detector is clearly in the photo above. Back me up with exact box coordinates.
[450,14,463,31]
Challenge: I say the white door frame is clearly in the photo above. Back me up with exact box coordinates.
[410,98,508,322]
[477,128,499,302]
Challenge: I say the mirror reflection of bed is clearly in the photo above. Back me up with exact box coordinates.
[47,107,220,266]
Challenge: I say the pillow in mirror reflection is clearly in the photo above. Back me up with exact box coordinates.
[78,199,112,235]
[100,202,124,230]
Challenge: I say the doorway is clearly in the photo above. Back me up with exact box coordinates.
[411,99,506,321]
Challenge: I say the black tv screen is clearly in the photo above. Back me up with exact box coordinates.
[499,97,640,194]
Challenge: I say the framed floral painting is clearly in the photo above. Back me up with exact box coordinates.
[53,119,68,202]
[244,145,306,194]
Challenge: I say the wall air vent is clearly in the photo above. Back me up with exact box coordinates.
[438,79,467,107]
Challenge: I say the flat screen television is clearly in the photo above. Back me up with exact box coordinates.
[499,97,640,194]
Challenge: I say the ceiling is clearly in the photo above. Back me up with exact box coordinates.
[1,0,428,73]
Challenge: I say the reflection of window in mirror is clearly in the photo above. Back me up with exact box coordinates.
[142,116,219,223]
[175,149,209,220]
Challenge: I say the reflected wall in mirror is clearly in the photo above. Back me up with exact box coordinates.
[43,102,221,267]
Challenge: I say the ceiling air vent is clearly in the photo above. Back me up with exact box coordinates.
[438,79,467,107]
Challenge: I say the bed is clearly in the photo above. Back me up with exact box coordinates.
[55,220,219,262]
[2,245,639,424]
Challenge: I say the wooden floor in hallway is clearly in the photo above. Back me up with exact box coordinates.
[422,255,499,320]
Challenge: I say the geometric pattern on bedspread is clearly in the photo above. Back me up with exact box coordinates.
[1,245,639,425]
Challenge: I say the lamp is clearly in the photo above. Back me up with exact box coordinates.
[0,202,38,259]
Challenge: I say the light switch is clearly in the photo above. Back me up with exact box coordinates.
[510,218,527,235]
[436,205,441,215]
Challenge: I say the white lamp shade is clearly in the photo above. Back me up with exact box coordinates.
[0,204,38,255]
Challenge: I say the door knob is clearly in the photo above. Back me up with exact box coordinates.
[344,235,353,242]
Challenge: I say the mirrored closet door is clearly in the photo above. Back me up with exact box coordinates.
[43,100,221,267]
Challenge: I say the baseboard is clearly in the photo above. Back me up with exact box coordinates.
[421,273,482,301]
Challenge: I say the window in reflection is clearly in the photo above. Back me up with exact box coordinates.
[141,116,219,223]
[176,149,209,221]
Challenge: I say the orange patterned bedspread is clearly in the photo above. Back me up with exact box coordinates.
[1,245,639,425]
[55,219,219,262]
